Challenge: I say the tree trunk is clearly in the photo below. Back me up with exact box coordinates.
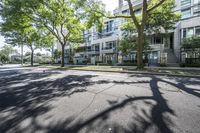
[137,30,145,70]
[61,44,65,67]
[31,49,34,66]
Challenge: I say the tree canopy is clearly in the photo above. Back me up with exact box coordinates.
[0,0,106,67]
[110,0,181,69]
[0,45,18,63]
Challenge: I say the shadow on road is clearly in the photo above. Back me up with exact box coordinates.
[0,70,199,133]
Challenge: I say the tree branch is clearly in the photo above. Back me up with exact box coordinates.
[141,0,148,30]
[147,0,166,13]
[108,15,132,19]
[126,0,140,29]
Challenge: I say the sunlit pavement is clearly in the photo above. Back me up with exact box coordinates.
[0,65,200,133]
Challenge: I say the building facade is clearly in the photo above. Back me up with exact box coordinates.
[58,0,200,66]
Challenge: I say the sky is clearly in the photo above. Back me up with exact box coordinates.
[0,0,119,51]
[102,0,118,12]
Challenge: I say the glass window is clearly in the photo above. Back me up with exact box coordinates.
[181,0,191,7]
[193,5,200,16]
[187,28,194,37]
[105,20,113,32]
[195,27,200,36]
[182,28,195,38]
[122,9,129,14]
[105,41,116,49]
[194,0,200,4]
[95,44,100,51]
[151,37,163,44]
[183,28,187,38]
[181,9,191,19]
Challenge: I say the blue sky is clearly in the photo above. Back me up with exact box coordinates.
[0,0,118,50]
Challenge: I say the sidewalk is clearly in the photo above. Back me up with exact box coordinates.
[52,64,200,71]
[145,66,200,71]
[40,65,200,78]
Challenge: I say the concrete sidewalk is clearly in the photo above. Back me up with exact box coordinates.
[40,65,200,78]
[57,64,200,71]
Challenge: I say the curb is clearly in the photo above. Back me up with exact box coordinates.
[40,66,200,78]
[70,68,200,78]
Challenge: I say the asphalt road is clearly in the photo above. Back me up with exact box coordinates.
[0,65,200,133]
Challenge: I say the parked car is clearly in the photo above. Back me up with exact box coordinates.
[0,61,3,66]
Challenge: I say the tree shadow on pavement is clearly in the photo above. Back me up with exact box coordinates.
[43,74,199,133]
[60,75,176,133]
[0,71,199,133]
[0,70,97,133]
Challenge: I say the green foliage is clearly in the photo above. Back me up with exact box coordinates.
[0,45,18,55]
[111,0,180,69]
[0,45,18,63]
[182,36,200,48]
[120,0,181,34]
[25,52,31,56]
[146,0,181,32]
[53,49,62,60]
[119,35,151,56]
[36,52,42,56]
[181,36,200,59]
[0,52,9,63]
[15,57,22,63]
[0,0,105,67]
[119,37,136,55]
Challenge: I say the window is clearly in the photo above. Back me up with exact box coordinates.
[152,37,163,44]
[87,46,91,51]
[183,28,187,38]
[105,20,113,32]
[194,0,200,4]
[93,44,100,51]
[195,27,200,36]
[193,4,200,16]
[187,28,194,37]
[122,9,129,14]
[181,0,191,7]
[104,41,116,49]
[181,9,191,19]
[182,28,194,38]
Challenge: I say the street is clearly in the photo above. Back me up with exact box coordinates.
[0,65,200,133]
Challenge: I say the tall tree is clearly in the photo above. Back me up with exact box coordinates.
[0,0,105,67]
[0,0,55,66]
[34,0,105,67]
[110,0,180,69]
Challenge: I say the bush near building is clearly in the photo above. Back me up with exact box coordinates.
[180,36,200,67]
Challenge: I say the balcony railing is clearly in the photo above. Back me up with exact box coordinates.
[86,49,100,55]
[101,47,117,53]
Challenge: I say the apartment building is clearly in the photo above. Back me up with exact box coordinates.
[59,0,200,66]
[175,0,200,63]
